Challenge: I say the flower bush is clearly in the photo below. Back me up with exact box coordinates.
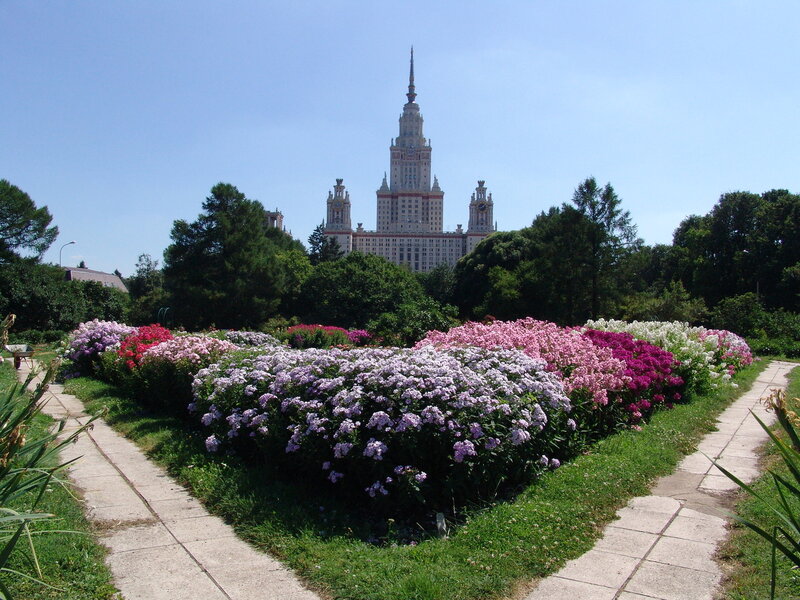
[581,329,684,424]
[584,319,745,394]
[117,324,174,369]
[132,335,241,414]
[416,318,629,406]
[223,330,283,347]
[64,319,136,376]
[346,329,373,346]
[697,328,754,373]
[191,345,574,510]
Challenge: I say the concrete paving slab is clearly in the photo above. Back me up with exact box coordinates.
[613,508,675,534]
[528,577,618,600]
[136,482,193,503]
[699,473,741,492]
[207,563,321,600]
[646,536,718,572]
[662,514,728,544]
[624,561,720,600]
[676,452,711,474]
[106,544,228,600]
[163,515,238,543]
[100,522,176,553]
[148,496,209,520]
[627,496,681,514]
[556,549,640,588]
[88,502,156,524]
[593,526,658,559]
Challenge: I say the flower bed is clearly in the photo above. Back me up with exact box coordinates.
[416,318,629,406]
[191,345,574,510]
[64,319,136,376]
[581,329,684,424]
[117,324,174,369]
[223,330,283,347]
[135,335,241,414]
[584,319,741,394]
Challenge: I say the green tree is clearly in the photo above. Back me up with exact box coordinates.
[570,177,640,319]
[672,190,800,311]
[0,180,58,262]
[163,183,287,330]
[308,223,344,265]
[300,252,429,329]
[0,262,128,332]
[417,263,456,306]
[126,253,168,325]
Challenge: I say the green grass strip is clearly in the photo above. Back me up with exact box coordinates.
[719,361,800,600]
[0,363,118,600]
[62,359,768,599]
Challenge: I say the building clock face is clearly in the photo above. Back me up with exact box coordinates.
[477,202,487,212]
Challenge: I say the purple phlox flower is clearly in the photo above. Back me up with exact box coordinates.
[549,458,561,469]
[484,437,501,450]
[453,440,477,463]
[510,428,531,445]
[395,412,422,432]
[366,411,393,429]
[365,480,389,497]
[205,435,220,452]
[328,471,344,483]
[363,438,388,460]
[538,455,549,467]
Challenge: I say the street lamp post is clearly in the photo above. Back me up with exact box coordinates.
[59,240,76,267]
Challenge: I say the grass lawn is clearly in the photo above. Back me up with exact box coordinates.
[719,360,800,600]
[0,362,118,599]
[62,359,767,600]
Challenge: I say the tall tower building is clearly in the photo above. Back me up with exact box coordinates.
[323,49,496,272]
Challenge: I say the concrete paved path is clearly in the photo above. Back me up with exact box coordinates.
[17,364,323,600]
[525,360,797,600]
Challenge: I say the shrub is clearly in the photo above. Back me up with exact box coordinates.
[134,335,240,414]
[581,329,684,425]
[415,318,629,406]
[117,324,173,369]
[283,324,350,349]
[191,345,574,512]
[63,319,136,376]
[584,319,734,395]
[223,330,283,347]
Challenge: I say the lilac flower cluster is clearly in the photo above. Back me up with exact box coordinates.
[65,319,136,375]
[223,330,282,347]
[192,345,573,506]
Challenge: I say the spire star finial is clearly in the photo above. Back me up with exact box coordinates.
[406,46,417,103]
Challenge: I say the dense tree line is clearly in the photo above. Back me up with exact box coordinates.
[2,177,798,347]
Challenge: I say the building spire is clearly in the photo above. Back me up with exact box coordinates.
[406,46,417,103]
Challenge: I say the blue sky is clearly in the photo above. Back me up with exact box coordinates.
[3,1,799,276]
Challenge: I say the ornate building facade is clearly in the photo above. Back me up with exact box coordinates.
[323,50,495,272]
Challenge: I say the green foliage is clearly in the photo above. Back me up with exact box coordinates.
[713,386,800,599]
[620,281,708,324]
[308,223,344,265]
[453,179,641,326]
[0,180,58,263]
[163,183,302,330]
[300,252,428,329]
[0,262,128,333]
[0,362,101,598]
[416,263,456,306]
[672,189,800,312]
[367,297,459,347]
